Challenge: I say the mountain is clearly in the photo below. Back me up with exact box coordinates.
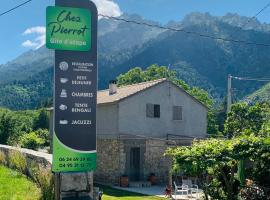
[245,82,270,104]
[0,47,53,84]
[0,67,53,110]
[98,14,165,54]
[1,12,270,110]
[104,13,270,99]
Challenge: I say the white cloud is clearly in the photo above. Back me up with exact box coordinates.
[92,0,122,19]
[23,26,45,35]
[21,1,122,49]
[22,40,39,48]
[22,26,45,50]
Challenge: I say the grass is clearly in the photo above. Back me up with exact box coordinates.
[97,184,166,200]
[0,165,41,200]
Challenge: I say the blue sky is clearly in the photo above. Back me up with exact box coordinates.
[1,0,270,64]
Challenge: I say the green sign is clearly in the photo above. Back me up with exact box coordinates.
[46,6,91,51]
[52,135,96,172]
[50,0,98,173]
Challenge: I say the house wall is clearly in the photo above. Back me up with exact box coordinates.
[143,139,172,184]
[95,139,125,185]
[118,81,207,138]
[97,104,118,137]
[95,138,191,185]
[95,81,207,185]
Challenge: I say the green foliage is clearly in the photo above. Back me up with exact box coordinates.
[246,82,270,104]
[189,87,213,108]
[1,150,54,200]
[19,131,45,151]
[225,102,270,138]
[0,151,6,165]
[0,111,13,144]
[8,151,27,174]
[240,180,269,200]
[117,64,214,107]
[0,107,51,149]
[207,111,221,136]
[33,109,49,130]
[30,163,54,200]
[0,67,53,110]
[0,108,39,145]
[117,65,177,86]
[166,135,270,200]
[1,149,54,200]
[35,129,50,147]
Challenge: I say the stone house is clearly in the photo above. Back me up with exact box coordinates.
[95,78,208,185]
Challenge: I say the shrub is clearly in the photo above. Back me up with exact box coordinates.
[33,109,49,130]
[30,162,54,200]
[19,131,45,150]
[35,129,50,147]
[240,180,269,200]
[8,150,27,174]
[0,151,6,165]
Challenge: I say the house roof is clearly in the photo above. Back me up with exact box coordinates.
[97,78,166,105]
[97,78,208,109]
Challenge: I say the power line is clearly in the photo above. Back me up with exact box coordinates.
[230,1,270,38]
[232,76,270,82]
[98,14,270,47]
[1,0,270,48]
[0,0,32,17]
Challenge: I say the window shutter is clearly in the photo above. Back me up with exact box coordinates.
[146,104,154,118]
[173,106,183,120]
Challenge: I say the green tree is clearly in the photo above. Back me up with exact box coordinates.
[166,135,270,200]
[0,111,13,144]
[224,102,270,138]
[0,108,39,145]
[19,131,45,150]
[33,109,49,130]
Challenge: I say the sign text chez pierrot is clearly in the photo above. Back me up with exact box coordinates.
[46,6,91,51]
[46,0,98,173]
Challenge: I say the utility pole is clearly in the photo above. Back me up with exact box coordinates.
[227,74,232,114]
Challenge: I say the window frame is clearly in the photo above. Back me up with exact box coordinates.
[146,103,160,118]
[172,105,183,121]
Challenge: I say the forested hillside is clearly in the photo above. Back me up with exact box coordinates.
[1,12,270,109]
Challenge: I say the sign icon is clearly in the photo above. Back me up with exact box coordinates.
[59,62,69,71]
[59,120,68,125]
[60,78,68,83]
[60,89,67,98]
[59,104,68,111]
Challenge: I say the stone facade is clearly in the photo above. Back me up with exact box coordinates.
[95,80,207,186]
[144,140,172,184]
[95,139,124,185]
[95,138,192,185]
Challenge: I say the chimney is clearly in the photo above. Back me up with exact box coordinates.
[109,80,117,95]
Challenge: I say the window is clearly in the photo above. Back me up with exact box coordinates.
[146,104,160,118]
[173,106,183,120]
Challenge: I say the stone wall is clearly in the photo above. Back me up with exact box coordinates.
[0,144,96,199]
[0,144,52,169]
[95,138,125,185]
[144,139,172,184]
[95,137,193,186]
